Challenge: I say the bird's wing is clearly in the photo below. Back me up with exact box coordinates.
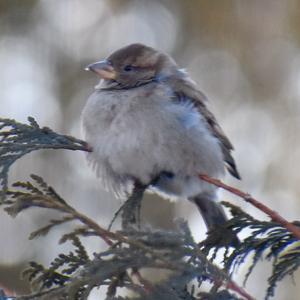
[167,74,241,179]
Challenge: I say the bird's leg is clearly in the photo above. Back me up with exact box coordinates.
[120,172,170,230]
[108,202,126,231]
[121,181,147,230]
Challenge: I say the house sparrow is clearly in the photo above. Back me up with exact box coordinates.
[82,43,240,236]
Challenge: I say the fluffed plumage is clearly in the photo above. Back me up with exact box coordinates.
[81,43,240,242]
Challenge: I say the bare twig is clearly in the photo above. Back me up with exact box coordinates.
[199,174,300,241]
[226,280,255,300]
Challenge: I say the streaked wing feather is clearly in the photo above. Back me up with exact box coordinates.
[167,74,241,179]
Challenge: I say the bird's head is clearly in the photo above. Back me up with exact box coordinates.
[86,43,177,89]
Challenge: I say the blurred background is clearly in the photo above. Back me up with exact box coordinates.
[1,0,300,299]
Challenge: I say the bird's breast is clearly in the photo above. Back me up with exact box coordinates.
[81,84,224,194]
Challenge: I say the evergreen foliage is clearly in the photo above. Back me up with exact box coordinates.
[1,117,299,300]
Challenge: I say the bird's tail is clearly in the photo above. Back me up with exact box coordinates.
[191,193,239,247]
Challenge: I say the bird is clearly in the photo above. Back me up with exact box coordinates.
[81,43,240,242]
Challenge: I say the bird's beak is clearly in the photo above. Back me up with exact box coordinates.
[85,60,117,80]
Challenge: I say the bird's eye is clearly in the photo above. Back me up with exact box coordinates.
[123,65,133,72]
